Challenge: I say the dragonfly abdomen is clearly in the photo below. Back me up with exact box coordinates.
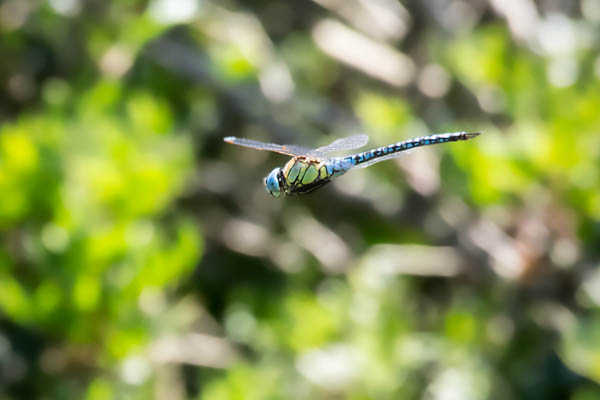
[349,131,479,167]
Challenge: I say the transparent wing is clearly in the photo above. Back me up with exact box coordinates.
[354,150,412,169]
[312,134,369,155]
[224,136,313,157]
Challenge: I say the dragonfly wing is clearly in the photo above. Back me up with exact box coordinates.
[312,134,369,155]
[224,136,312,157]
[354,151,410,169]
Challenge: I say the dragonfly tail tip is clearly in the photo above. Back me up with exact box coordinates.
[465,131,482,139]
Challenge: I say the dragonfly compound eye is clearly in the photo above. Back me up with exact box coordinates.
[265,168,282,198]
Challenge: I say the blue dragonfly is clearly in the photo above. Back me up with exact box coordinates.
[224,131,480,198]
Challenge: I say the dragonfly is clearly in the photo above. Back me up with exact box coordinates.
[224,131,480,198]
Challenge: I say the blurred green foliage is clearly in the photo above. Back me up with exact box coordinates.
[0,0,600,399]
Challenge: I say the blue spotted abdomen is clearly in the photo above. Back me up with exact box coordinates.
[347,132,478,167]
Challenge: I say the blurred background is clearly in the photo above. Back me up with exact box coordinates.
[0,0,599,399]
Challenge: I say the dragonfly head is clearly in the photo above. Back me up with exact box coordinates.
[264,168,283,198]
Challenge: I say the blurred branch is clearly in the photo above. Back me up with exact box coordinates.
[489,0,539,44]
[149,333,239,368]
[311,0,410,42]
[361,244,466,277]
[312,19,415,87]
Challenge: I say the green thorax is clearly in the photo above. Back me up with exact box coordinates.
[281,157,332,196]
